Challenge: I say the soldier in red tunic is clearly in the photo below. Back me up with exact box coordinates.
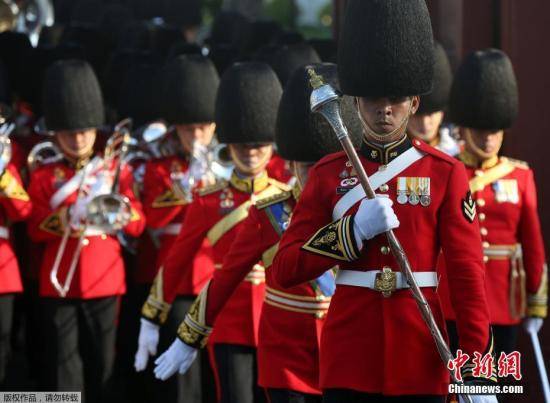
[135,55,220,403]
[151,63,362,403]
[407,42,460,157]
[27,60,145,401]
[0,147,32,387]
[270,1,495,402]
[439,49,547,358]
[139,62,287,403]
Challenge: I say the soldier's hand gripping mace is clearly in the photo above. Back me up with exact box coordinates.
[308,69,472,403]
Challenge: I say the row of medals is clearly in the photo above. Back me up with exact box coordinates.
[396,178,431,207]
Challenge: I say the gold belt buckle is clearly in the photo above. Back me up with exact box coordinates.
[374,267,397,297]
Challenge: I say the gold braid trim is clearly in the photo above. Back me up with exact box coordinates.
[141,267,172,325]
[177,283,212,348]
[527,263,548,318]
[302,215,361,262]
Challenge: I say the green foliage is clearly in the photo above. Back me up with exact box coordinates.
[263,0,297,28]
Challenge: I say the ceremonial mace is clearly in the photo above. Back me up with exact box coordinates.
[308,69,473,403]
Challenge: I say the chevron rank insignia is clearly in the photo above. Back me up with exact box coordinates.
[462,191,476,223]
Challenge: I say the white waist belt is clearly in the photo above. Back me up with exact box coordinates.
[0,226,9,239]
[336,269,438,292]
[159,223,182,236]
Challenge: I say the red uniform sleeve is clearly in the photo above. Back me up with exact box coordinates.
[272,166,338,288]
[0,163,32,221]
[519,169,546,293]
[161,197,210,303]
[142,160,186,229]
[119,165,146,237]
[205,207,272,325]
[439,162,491,358]
[141,196,212,324]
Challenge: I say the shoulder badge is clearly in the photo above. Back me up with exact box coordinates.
[197,180,228,197]
[502,156,529,170]
[256,190,292,210]
[462,190,476,223]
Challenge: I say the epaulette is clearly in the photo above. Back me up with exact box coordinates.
[502,156,529,170]
[256,190,292,210]
[267,178,292,192]
[197,180,228,196]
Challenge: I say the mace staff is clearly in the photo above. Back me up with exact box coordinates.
[307,68,473,403]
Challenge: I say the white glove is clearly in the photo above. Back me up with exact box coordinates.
[154,338,198,381]
[523,317,544,334]
[353,196,400,248]
[459,394,498,403]
[69,197,89,227]
[134,319,160,372]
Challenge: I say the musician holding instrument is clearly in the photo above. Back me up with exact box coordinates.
[137,55,220,403]
[138,62,289,403]
[0,119,32,387]
[271,1,495,402]
[151,63,363,403]
[27,60,145,401]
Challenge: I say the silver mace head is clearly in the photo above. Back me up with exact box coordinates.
[308,68,350,141]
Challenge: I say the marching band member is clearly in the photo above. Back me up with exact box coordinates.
[138,62,286,403]
[137,55,220,403]
[271,1,495,402]
[152,63,362,403]
[27,60,145,402]
[0,128,32,387]
[440,49,547,358]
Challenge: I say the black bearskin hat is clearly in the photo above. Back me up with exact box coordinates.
[43,59,105,131]
[418,42,452,115]
[160,55,219,124]
[449,48,518,130]
[276,63,362,162]
[216,62,282,144]
[337,0,434,97]
[263,43,321,86]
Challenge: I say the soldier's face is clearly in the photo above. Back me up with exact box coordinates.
[229,143,273,176]
[357,96,419,135]
[56,129,96,159]
[176,123,216,154]
[407,111,444,144]
[464,128,503,159]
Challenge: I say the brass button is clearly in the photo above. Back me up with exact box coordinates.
[101,234,107,240]
[482,241,490,248]
[477,199,486,207]
[480,227,488,236]
[379,184,389,193]
[378,165,387,171]
[315,311,326,319]
[475,170,484,177]
[380,246,390,255]
[414,140,421,146]
[479,213,486,221]
[82,238,90,246]
[483,255,489,263]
